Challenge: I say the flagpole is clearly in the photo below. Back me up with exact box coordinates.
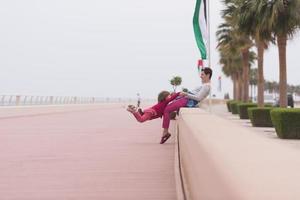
[193,0,212,112]
[207,0,212,113]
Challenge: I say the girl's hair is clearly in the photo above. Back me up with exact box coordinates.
[157,91,170,102]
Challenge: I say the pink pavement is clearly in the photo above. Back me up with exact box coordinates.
[0,104,176,200]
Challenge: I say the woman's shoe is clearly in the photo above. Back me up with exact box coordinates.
[160,133,171,144]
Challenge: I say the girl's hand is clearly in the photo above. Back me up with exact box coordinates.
[179,92,187,96]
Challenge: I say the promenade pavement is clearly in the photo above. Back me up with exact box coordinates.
[210,104,300,149]
[0,104,176,200]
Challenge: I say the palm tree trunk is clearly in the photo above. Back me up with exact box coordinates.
[257,41,265,107]
[250,85,253,101]
[242,49,250,102]
[277,34,288,107]
[232,76,237,100]
[237,73,242,101]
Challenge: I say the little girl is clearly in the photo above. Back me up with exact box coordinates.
[127,91,179,123]
[127,91,179,144]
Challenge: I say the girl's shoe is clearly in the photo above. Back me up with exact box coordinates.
[128,105,136,109]
[127,105,137,113]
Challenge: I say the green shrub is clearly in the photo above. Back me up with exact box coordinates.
[248,107,274,127]
[237,103,257,119]
[229,101,241,114]
[264,104,273,107]
[226,100,234,112]
[270,108,300,139]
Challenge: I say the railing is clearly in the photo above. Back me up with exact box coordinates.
[0,95,155,106]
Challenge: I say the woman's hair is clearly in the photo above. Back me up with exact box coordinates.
[201,67,213,79]
[157,91,170,102]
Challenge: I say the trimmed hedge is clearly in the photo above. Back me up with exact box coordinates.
[237,103,257,119]
[229,101,241,114]
[226,100,235,112]
[248,107,274,127]
[270,108,300,139]
[264,104,273,107]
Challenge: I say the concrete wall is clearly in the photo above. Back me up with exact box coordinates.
[175,108,300,200]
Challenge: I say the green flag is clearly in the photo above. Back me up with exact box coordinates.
[193,0,208,60]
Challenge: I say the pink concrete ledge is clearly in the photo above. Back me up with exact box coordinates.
[175,108,300,200]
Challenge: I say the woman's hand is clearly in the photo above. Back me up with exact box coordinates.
[179,92,187,96]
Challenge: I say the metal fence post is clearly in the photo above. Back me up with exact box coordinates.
[1,95,5,106]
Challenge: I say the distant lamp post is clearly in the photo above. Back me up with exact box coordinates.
[218,76,222,92]
[137,93,141,108]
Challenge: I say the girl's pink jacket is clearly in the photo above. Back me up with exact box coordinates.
[149,92,180,119]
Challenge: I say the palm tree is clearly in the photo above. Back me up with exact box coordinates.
[219,51,243,100]
[249,68,258,100]
[220,0,254,102]
[295,85,300,97]
[264,81,272,94]
[266,0,300,107]
[221,0,300,106]
[216,21,243,100]
[216,18,256,101]
[272,81,279,97]
[238,0,275,107]
[288,84,296,95]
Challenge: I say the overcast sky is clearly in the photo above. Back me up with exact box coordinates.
[1,0,300,99]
